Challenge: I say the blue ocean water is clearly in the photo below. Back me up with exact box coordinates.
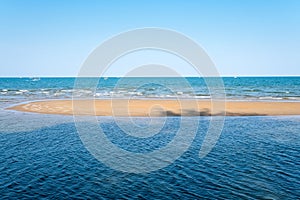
[1,77,300,101]
[0,77,300,199]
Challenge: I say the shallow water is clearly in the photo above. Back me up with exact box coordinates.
[0,107,299,199]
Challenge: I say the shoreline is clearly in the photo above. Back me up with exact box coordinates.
[6,99,300,116]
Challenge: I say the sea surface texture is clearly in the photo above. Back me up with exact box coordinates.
[0,77,300,199]
[1,77,300,101]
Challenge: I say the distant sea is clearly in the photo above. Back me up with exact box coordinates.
[0,77,300,199]
[1,77,300,101]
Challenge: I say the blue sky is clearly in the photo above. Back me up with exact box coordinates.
[0,0,299,76]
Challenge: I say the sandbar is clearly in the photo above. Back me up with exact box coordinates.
[6,99,300,116]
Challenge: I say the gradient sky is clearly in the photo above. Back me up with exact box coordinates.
[0,0,300,76]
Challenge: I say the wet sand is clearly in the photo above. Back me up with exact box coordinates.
[6,99,300,116]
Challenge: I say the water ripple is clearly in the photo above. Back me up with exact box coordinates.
[0,115,300,199]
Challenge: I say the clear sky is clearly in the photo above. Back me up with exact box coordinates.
[0,0,300,77]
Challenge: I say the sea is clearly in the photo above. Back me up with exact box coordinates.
[1,77,300,101]
[0,77,300,199]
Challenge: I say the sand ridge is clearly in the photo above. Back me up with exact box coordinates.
[6,99,300,116]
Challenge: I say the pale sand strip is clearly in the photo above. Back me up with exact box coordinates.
[6,99,300,116]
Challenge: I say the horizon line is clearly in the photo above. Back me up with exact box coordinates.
[1,75,300,78]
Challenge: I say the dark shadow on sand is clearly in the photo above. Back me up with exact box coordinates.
[163,109,267,117]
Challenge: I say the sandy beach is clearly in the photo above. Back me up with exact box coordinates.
[6,99,300,116]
